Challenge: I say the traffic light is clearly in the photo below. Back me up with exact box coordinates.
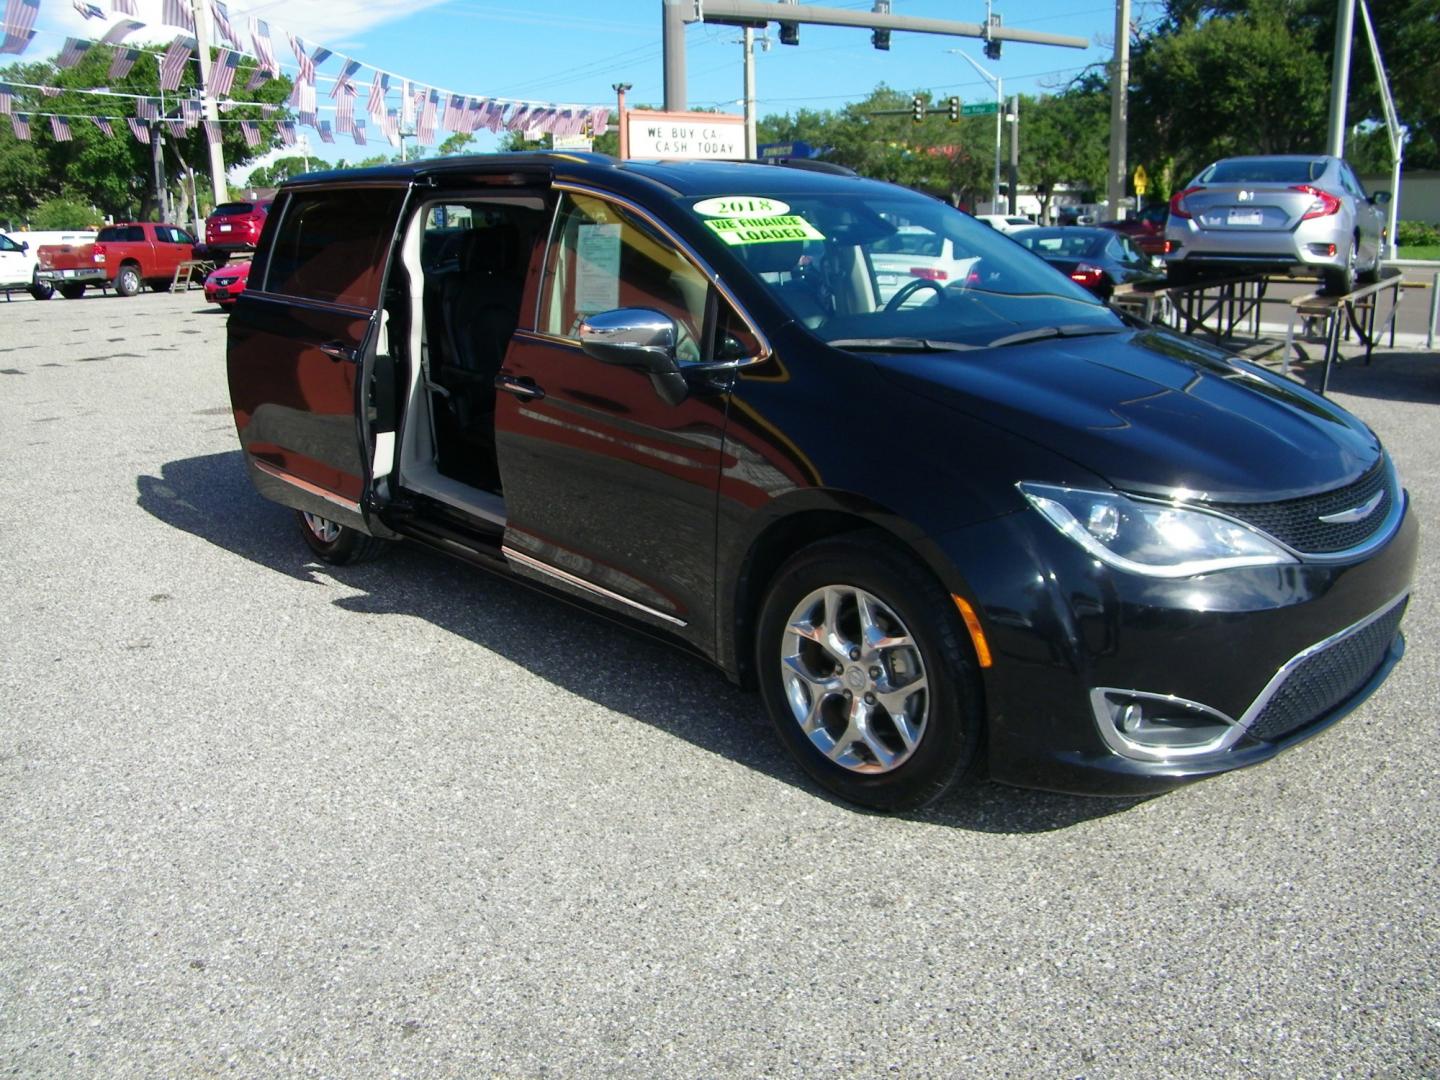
[779,20,799,45]
[871,0,890,50]
[984,12,1003,60]
[948,96,960,122]
[912,96,925,123]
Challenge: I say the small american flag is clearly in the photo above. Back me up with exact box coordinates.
[162,0,194,34]
[506,104,533,133]
[587,107,610,137]
[0,82,11,115]
[209,48,238,97]
[100,18,142,44]
[442,93,463,133]
[366,72,388,119]
[239,119,258,147]
[335,84,354,134]
[316,119,333,144]
[245,68,269,92]
[41,85,61,97]
[383,107,398,146]
[73,1,104,18]
[1,0,39,56]
[165,119,186,137]
[351,119,366,146]
[135,96,159,121]
[288,34,315,86]
[416,88,438,146]
[249,17,277,77]
[107,46,139,80]
[126,116,149,142]
[329,57,360,98]
[181,96,200,127]
[91,115,113,137]
[203,119,220,145]
[278,120,295,146]
[400,80,414,128]
[159,36,194,92]
[111,0,137,14]
[9,112,30,139]
[210,0,243,50]
[291,78,315,126]
[50,114,72,141]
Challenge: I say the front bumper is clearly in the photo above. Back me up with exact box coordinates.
[935,493,1418,796]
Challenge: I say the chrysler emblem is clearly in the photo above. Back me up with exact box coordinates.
[1318,490,1384,524]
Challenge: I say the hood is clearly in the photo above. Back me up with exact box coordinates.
[869,328,1380,502]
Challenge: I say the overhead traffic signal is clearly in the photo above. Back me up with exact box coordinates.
[871,0,890,50]
[912,96,925,123]
[984,12,1003,60]
[948,96,961,122]
[779,0,799,45]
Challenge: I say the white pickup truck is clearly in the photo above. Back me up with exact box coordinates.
[1,229,98,300]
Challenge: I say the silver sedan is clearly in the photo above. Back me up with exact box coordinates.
[1164,154,1389,295]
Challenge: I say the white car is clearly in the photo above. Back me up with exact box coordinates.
[870,225,980,305]
[1,229,97,299]
[973,214,1036,234]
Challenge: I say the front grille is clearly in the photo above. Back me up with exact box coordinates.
[1211,460,1393,555]
[1247,598,1407,743]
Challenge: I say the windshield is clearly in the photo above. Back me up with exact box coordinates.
[686,187,1117,350]
[1014,229,1106,259]
[1198,158,1328,184]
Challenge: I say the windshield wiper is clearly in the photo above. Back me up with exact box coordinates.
[986,324,1126,349]
[827,337,977,353]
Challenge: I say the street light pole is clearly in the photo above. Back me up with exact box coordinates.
[613,82,632,159]
[951,50,1002,213]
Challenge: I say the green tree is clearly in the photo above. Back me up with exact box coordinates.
[32,195,99,229]
[1020,88,1109,220]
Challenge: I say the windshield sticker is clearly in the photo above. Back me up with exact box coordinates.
[693,196,791,218]
[703,215,825,246]
[574,223,621,313]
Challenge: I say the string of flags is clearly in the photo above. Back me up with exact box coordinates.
[1,0,613,151]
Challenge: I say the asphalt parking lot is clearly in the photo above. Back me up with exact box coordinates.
[1,287,1436,1078]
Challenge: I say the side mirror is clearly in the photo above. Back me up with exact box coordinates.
[20,240,29,252]
[578,307,688,405]
[579,308,681,374]
[1371,190,1391,206]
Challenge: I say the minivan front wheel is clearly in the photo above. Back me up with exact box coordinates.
[298,511,387,565]
[756,535,983,811]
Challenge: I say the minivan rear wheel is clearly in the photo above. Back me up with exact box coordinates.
[755,533,983,811]
[298,511,387,565]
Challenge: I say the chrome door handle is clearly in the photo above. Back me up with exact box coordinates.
[319,341,357,363]
[495,374,545,401]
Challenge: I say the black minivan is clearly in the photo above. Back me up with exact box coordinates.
[226,153,1416,810]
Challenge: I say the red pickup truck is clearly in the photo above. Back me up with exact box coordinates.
[37,222,198,298]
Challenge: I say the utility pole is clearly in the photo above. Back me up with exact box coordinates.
[743,27,756,159]
[1008,95,1019,215]
[149,119,168,221]
[191,0,228,209]
[614,82,632,159]
[1106,0,1131,222]
[1326,0,1356,155]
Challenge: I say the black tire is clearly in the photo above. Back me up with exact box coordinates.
[297,510,387,565]
[1323,240,1356,296]
[58,283,86,300]
[115,263,141,297]
[149,279,171,293]
[1357,240,1382,286]
[755,532,984,811]
[30,271,53,301]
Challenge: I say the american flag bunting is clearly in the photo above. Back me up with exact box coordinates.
[181,96,200,127]
[330,57,360,98]
[210,0,242,50]
[203,119,220,145]
[417,88,438,145]
[162,0,194,34]
[1,0,39,55]
[165,118,186,137]
[335,85,354,134]
[159,35,194,92]
[126,116,149,142]
[383,107,398,146]
[317,119,333,143]
[209,48,238,97]
[110,0,137,14]
[288,33,315,86]
[107,46,139,79]
[245,68,269,91]
[49,114,72,141]
[73,1,104,18]
[366,72,387,118]
[351,119,365,146]
[249,17,278,77]
[100,18,143,44]
[239,119,258,146]
[0,82,11,115]
[278,120,295,146]
[9,112,30,139]
[135,96,158,120]
[91,115,113,136]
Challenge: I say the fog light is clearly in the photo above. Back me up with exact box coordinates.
[1090,688,1241,762]
[1307,242,1338,257]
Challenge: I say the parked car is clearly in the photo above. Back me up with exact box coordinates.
[1013,226,1165,301]
[1099,202,1170,256]
[972,214,1035,234]
[1056,205,1097,227]
[869,224,980,306]
[1165,154,1387,294]
[226,153,1415,810]
[1,229,97,299]
[203,258,250,307]
[37,222,198,298]
[205,200,270,266]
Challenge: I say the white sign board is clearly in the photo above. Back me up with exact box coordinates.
[625,110,745,161]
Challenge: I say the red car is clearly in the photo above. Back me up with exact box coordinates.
[1099,203,1170,256]
[204,258,250,307]
[205,200,270,265]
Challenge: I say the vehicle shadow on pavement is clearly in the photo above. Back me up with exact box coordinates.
[136,449,1147,834]
[1275,348,1440,405]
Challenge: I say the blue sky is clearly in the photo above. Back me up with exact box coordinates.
[26,0,1136,177]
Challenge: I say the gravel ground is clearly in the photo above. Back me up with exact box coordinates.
[1,288,1436,1079]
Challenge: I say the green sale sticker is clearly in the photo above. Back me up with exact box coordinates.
[703,215,825,246]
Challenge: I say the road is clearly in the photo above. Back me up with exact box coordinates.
[1,288,1437,1078]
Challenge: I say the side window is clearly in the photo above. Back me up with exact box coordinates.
[0,235,20,252]
[540,192,711,363]
[1344,164,1368,199]
[125,226,145,242]
[264,187,406,308]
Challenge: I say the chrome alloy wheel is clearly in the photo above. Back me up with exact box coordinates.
[302,512,342,544]
[779,585,929,773]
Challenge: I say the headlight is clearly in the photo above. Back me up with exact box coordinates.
[1019,482,1296,578]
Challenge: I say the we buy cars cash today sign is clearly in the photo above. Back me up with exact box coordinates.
[625,110,745,160]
